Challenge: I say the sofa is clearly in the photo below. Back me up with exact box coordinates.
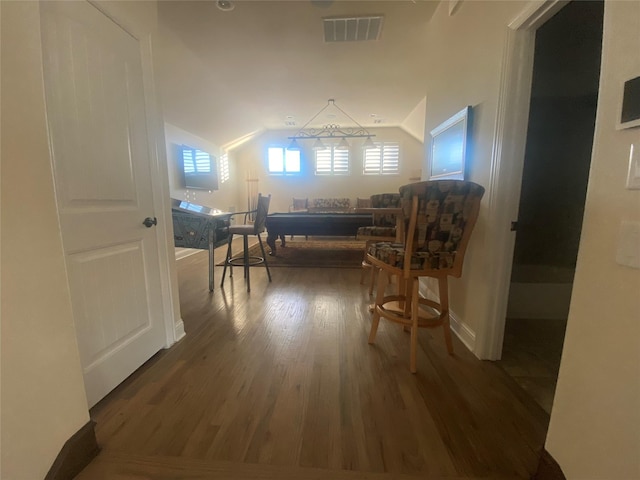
[307,197,352,213]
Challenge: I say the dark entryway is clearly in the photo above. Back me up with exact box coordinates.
[498,0,604,414]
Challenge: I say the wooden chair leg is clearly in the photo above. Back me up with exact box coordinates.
[360,253,369,285]
[360,242,371,286]
[368,264,377,296]
[438,276,454,354]
[368,269,389,344]
[397,276,407,311]
[410,278,419,373]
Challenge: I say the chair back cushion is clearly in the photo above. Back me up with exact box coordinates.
[254,194,271,233]
[291,197,308,211]
[370,193,401,227]
[356,197,372,208]
[399,180,484,275]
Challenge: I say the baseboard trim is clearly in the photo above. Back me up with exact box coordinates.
[533,448,566,480]
[449,309,476,352]
[44,420,100,480]
[420,281,476,352]
[174,318,186,342]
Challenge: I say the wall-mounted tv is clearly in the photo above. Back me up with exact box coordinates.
[179,144,218,191]
[428,106,472,181]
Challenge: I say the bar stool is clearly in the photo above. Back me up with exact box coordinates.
[367,180,484,372]
[220,193,272,292]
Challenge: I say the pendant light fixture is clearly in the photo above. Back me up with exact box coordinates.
[287,99,375,150]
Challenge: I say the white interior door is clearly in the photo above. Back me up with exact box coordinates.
[41,1,166,407]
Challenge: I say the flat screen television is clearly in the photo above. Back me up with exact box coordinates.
[179,144,219,191]
[428,106,472,181]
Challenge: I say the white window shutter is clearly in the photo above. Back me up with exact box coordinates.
[333,148,350,175]
[315,149,333,175]
[220,153,230,183]
[364,142,399,175]
[381,143,399,174]
[315,146,350,175]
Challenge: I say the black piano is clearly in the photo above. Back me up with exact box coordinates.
[171,199,232,291]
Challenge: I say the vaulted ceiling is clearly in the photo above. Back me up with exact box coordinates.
[156,0,439,150]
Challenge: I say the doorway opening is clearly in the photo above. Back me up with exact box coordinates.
[497,0,604,414]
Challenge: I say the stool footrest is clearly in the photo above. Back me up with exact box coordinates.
[376,295,447,328]
[228,256,265,267]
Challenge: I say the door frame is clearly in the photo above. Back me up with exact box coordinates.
[82,0,182,347]
[474,0,569,360]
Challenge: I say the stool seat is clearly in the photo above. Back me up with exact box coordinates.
[228,224,258,235]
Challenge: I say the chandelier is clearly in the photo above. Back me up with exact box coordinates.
[287,99,376,151]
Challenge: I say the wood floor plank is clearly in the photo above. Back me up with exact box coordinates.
[85,245,549,479]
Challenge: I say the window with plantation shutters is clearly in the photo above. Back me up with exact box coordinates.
[182,148,212,174]
[363,142,400,175]
[315,146,350,175]
[219,153,230,183]
[268,147,301,174]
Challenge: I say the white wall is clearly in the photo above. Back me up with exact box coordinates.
[401,97,427,143]
[545,2,640,478]
[232,127,424,214]
[1,2,90,478]
[421,0,523,337]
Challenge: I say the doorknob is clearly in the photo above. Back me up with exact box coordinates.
[142,217,157,228]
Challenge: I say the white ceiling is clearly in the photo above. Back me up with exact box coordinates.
[156,0,440,149]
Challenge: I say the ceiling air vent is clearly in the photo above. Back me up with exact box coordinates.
[323,16,383,42]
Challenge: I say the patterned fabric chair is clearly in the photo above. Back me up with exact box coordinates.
[356,197,372,208]
[289,197,308,212]
[221,193,272,292]
[356,193,403,294]
[367,180,485,373]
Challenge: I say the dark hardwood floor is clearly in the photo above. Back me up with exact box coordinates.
[77,242,550,479]
[497,317,567,414]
